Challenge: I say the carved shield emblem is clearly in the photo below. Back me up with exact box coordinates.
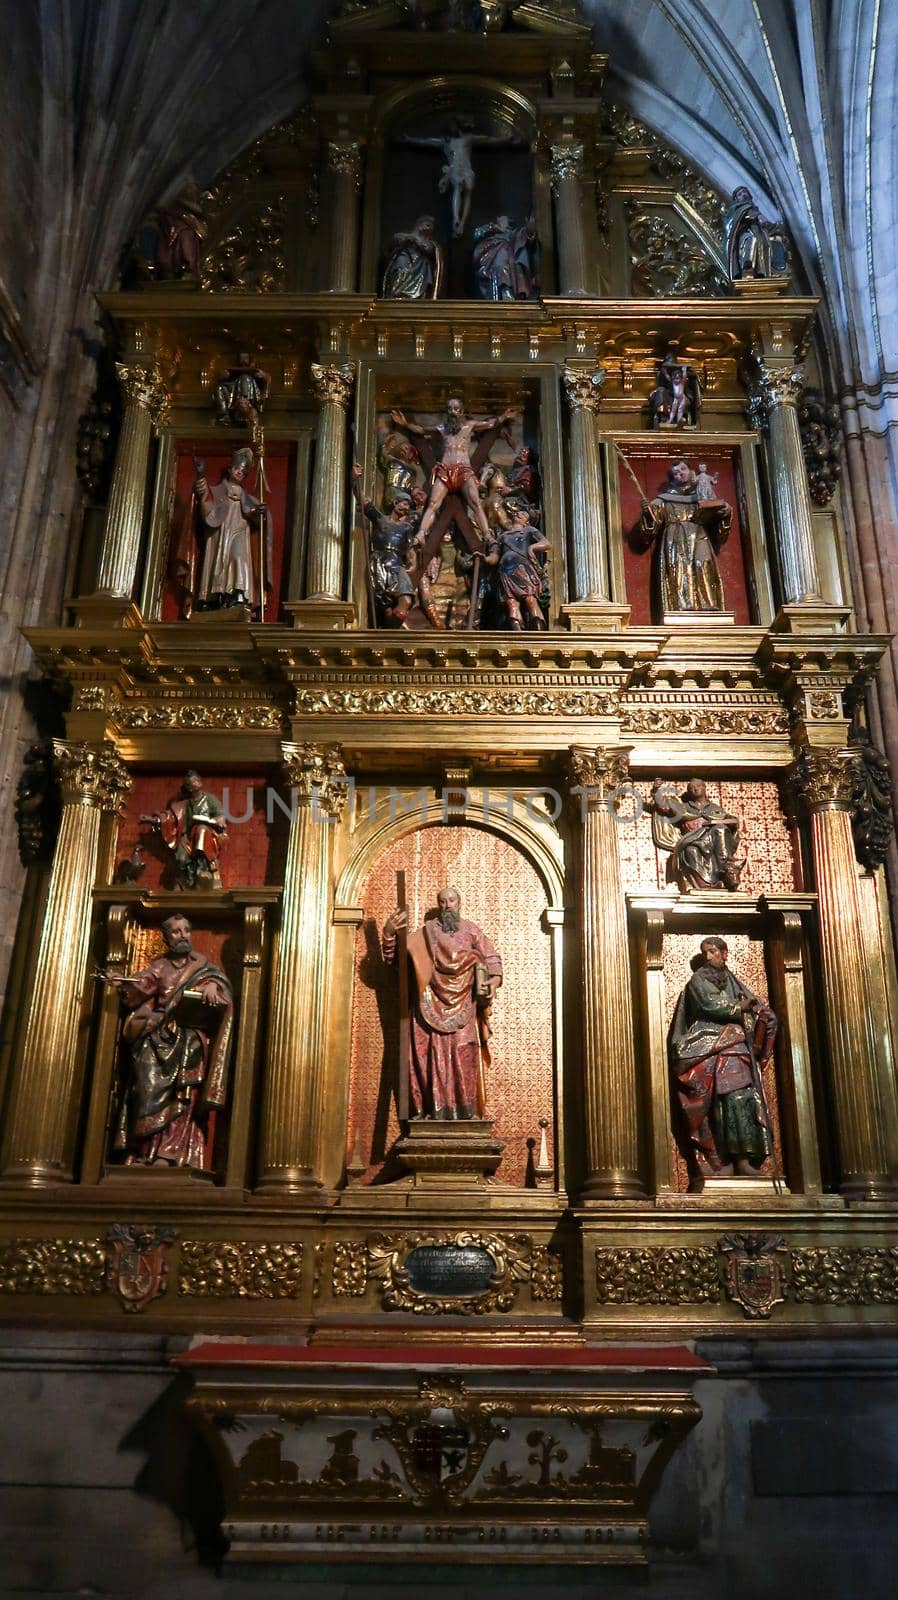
[106,1223,174,1313]
[720,1232,786,1319]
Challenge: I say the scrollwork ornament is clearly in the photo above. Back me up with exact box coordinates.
[293,686,620,717]
[310,360,355,409]
[550,142,584,189]
[178,1241,303,1298]
[53,740,131,812]
[562,361,605,413]
[367,1231,532,1315]
[788,745,856,813]
[283,742,348,817]
[327,138,363,186]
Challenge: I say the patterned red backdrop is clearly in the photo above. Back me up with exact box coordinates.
[616,446,752,624]
[346,824,555,1187]
[161,440,295,621]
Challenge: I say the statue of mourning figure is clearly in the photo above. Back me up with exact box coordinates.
[650,779,745,892]
[723,186,791,287]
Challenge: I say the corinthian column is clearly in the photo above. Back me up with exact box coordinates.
[550,143,590,297]
[750,358,823,608]
[96,362,169,600]
[560,364,629,629]
[789,746,895,1199]
[326,138,363,293]
[291,362,356,628]
[1,742,131,1185]
[568,746,645,1198]
[257,744,348,1194]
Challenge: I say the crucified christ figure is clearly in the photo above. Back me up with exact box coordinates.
[403,121,524,237]
[390,396,519,546]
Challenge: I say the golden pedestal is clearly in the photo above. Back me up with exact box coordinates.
[395,1119,505,1187]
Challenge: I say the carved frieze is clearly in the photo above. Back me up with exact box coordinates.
[123,700,284,730]
[332,1240,367,1297]
[530,1245,564,1302]
[595,1246,722,1305]
[791,1247,898,1304]
[179,1241,304,1298]
[0,1238,106,1296]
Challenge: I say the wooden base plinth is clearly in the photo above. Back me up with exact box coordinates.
[394,1118,505,1187]
[186,603,252,625]
[67,595,144,629]
[560,601,631,633]
[771,602,852,634]
[285,599,357,630]
[662,610,734,626]
[732,274,791,296]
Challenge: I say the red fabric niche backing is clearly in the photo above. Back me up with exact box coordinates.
[617,447,752,624]
[116,774,283,888]
[161,441,294,621]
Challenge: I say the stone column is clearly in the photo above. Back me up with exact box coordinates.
[750,359,823,606]
[304,362,355,607]
[789,746,894,1198]
[326,138,363,294]
[257,744,348,1195]
[569,747,645,1198]
[96,363,169,598]
[562,361,609,603]
[1,741,131,1185]
[550,143,590,297]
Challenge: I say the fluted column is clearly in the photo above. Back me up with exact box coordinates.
[327,138,363,293]
[562,362,609,602]
[1,742,131,1185]
[306,362,355,601]
[789,746,894,1198]
[550,143,590,296]
[750,359,823,605]
[569,747,645,1198]
[257,743,348,1194]
[96,363,169,597]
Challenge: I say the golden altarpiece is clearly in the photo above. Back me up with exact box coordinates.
[2,0,897,1567]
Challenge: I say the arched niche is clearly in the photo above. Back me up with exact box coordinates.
[361,76,540,298]
[331,804,564,1191]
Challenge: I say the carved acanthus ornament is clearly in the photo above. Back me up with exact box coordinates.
[283,742,348,817]
[310,360,355,410]
[791,1247,898,1304]
[568,745,631,807]
[549,142,584,189]
[800,392,843,506]
[788,745,857,813]
[595,1247,722,1305]
[53,740,131,811]
[0,1238,105,1295]
[327,138,363,186]
[749,360,805,419]
[178,1241,304,1298]
[627,206,726,298]
[294,685,620,717]
[114,361,169,423]
[847,733,894,872]
[332,1240,368,1296]
[200,198,288,293]
[15,742,60,865]
[530,1246,564,1302]
[561,361,605,412]
[601,104,725,232]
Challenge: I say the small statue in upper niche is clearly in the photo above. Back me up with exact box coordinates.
[649,350,701,429]
[382,215,444,299]
[152,181,206,280]
[723,186,790,283]
[631,458,733,617]
[140,770,229,891]
[669,936,776,1186]
[214,353,271,427]
[483,507,549,630]
[171,446,273,619]
[650,778,744,892]
[472,214,540,301]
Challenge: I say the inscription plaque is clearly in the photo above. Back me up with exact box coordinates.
[405,1244,497,1298]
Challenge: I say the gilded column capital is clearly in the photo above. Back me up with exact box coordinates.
[52,740,131,811]
[750,359,805,416]
[568,745,631,809]
[326,138,363,187]
[114,361,169,421]
[562,361,606,413]
[550,141,585,189]
[310,361,355,410]
[788,745,856,813]
[282,742,348,817]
